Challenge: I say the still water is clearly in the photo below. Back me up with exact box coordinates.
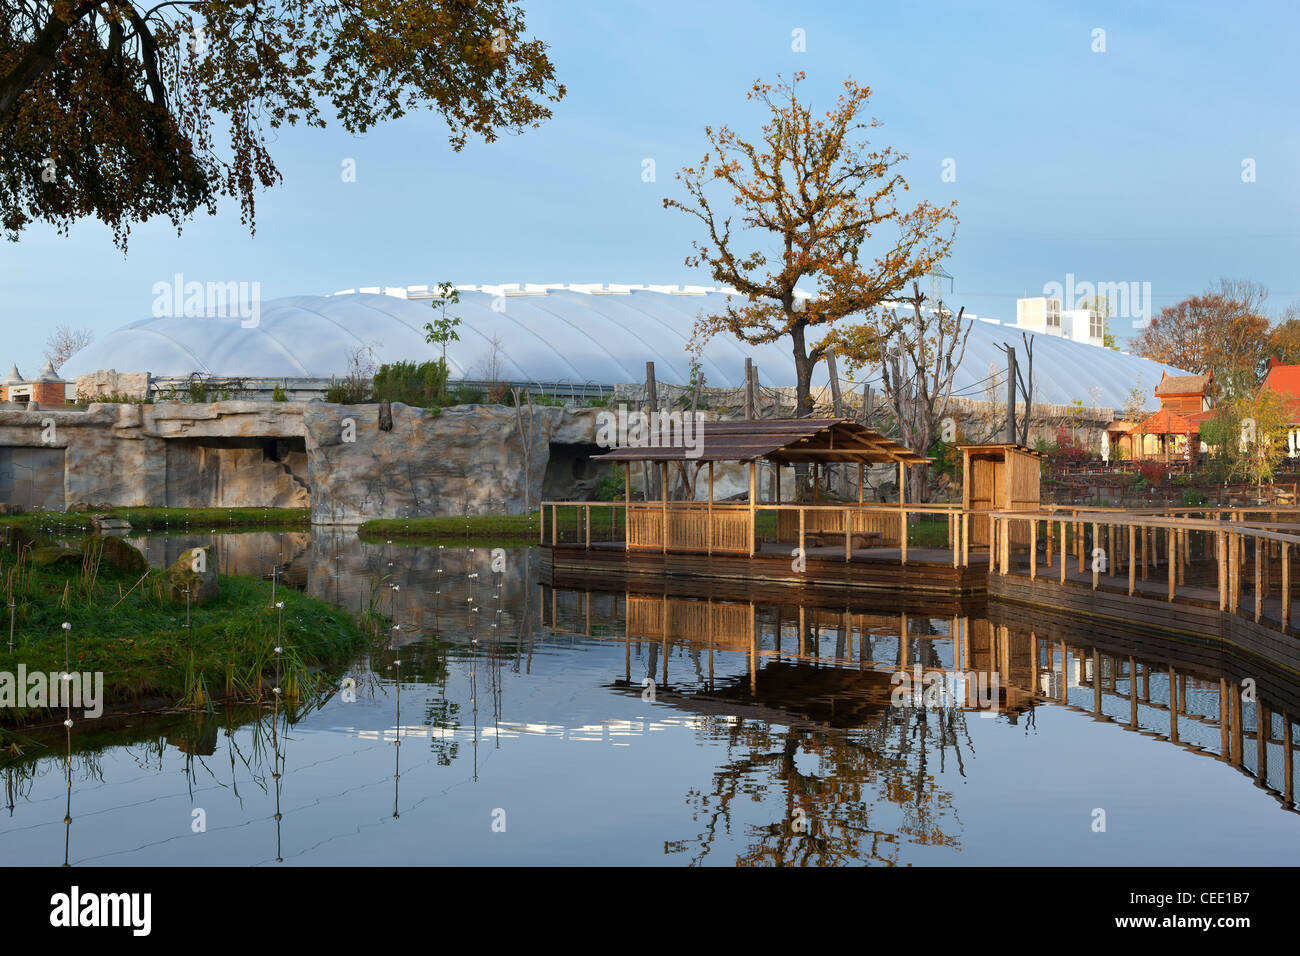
[2,530,1298,866]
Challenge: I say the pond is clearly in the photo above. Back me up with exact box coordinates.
[1,530,1297,866]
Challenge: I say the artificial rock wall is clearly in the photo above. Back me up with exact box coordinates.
[304,402,602,524]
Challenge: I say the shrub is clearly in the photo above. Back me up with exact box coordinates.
[372,360,448,408]
[594,469,626,501]
[272,383,288,402]
[1136,461,1168,486]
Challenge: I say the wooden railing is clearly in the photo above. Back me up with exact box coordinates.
[541,500,971,566]
[990,509,1300,630]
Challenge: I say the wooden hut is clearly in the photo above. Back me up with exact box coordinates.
[958,443,1044,547]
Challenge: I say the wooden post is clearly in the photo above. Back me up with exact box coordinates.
[661,461,668,553]
[798,507,805,564]
[1128,524,1136,596]
[1046,518,1054,568]
[1092,522,1099,589]
[748,461,756,556]
[1108,524,1116,578]
[707,461,714,556]
[1030,519,1037,580]
[962,511,969,568]
[857,462,864,505]
[1284,542,1291,629]
[1140,524,1147,580]
[1230,530,1239,613]
[898,461,906,564]
[844,507,851,563]
[551,503,557,547]
[624,462,632,552]
[1059,520,1067,584]
[1167,526,1175,602]
[743,357,754,420]
[1178,528,1186,586]
[1218,530,1227,611]
[1284,713,1294,806]
[1255,536,1263,622]
[1257,704,1270,786]
[539,500,545,545]
[585,504,591,549]
[1169,665,1179,743]
[645,361,659,499]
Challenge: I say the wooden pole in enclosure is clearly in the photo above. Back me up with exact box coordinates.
[1128,524,1136,596]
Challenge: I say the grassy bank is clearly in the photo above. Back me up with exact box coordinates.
[359,512,542,541]
[1,507,309,534]
[0,534,371,728]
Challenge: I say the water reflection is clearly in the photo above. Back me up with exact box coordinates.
[0,530,1296,865]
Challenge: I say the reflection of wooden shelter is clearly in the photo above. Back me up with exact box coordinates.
[958,443,1044,547]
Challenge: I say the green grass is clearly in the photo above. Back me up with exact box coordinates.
[1,507,309,534]
[359,512,543,539]
[0,536,372,727]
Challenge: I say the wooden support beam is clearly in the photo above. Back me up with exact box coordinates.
[1089,522,1099,589]
[1030,519,1037,581]
[1128,524,1136,596]
[1167,527,1175,602]
[1255,536,1263,622]
[748,461,756,557]
[1284,542,1291,629]
[1285,713,1294,807]
[707,460,714,556]
[661,461,669,552]
[1060,520,1067,584]
[1218,530,1227,611]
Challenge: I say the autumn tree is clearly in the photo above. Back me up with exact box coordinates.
[1133,280,1269,394]
[1267,306,1300,365]
[43,322,93,371]
[1,1,563,247]
[666,73,957,419]
[1200,383,1290,485]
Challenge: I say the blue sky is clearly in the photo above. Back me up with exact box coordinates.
[3,0,1298,372]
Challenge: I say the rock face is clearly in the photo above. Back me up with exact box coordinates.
[74,370,151,403]
[0,401,309,511]
[0,398,605,523]
[305,402,600,523]
[82,535,149,575]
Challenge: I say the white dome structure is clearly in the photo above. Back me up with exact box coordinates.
[60,286,1187,410]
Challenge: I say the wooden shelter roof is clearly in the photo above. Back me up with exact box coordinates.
[592,418,929,465]
[1155,371,1212,396]
[955,442,1048,460]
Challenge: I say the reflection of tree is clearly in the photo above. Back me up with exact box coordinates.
[423,698,461,766]
[668,703,967,866]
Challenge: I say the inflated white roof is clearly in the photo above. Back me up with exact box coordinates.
[61,287,1186,410]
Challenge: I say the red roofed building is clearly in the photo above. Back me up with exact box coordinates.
[1107,370,1214,463]
[1261,359,1300,457]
